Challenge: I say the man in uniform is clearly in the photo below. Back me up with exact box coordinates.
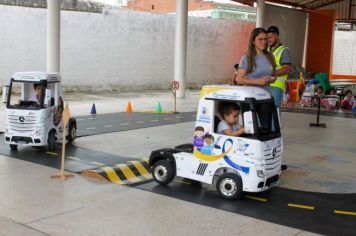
[267,26,292,109]
[267,26,291,171]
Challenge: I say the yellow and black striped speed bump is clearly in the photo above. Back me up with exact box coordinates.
[81,158,152,185]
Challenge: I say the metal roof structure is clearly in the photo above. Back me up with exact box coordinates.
[232,0,356,22]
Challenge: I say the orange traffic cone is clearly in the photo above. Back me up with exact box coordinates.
[126,101,132,112]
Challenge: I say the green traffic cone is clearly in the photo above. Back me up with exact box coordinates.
[156,102,162,113]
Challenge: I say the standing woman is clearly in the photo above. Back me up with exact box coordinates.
[236,28,277,130]
[236,28,276,90]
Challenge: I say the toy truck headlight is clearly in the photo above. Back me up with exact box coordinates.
[256,170,265,178]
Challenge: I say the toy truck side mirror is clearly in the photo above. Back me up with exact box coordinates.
[243,111,254,134]
[44,89,52,106]
[2,86,9,104]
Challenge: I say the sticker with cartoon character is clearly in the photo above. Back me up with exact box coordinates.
[193,126,205,150]
[193,136,250,174]
[200,134,221,156]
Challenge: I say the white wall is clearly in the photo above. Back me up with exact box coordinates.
[0,5,253,91]
[332,31,356,75]
[264,5,307,68]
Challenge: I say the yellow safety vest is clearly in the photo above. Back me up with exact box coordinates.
[269,45,289,91]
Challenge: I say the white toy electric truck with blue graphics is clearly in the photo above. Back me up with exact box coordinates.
[149,85,283,200]
[2,72,77,151]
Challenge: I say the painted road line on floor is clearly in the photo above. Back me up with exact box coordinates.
[120,123,129,126]
[288,203,315,210]
[334,210,356,216]
[134,110,176,114]
[136,121,144,124]
[86,127,96,130]
[68,156,81,161]
[150,120,159,122]
[90,161,105,166]
[46,152,57,156]
[244,195,268,202]
[104,125,113,128]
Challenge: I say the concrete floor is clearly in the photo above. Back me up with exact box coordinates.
[0,156,319,236]
[0,90,355,235]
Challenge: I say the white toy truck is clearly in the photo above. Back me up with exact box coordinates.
[149,85,283,200]
[2,72,77,151]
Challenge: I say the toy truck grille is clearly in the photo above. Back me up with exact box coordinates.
[8,115,36,132]
[264,145,282,172]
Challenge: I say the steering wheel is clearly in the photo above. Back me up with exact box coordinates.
[259,126,270,134]
[19,100,40,107]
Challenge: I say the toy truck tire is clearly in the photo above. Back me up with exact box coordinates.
[152,160,175,185]
[216,173,243,200]
[10,144,17,151]
[66,120,77,143]
[47,130,56,152]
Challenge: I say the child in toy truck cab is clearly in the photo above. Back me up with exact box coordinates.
[217,103,245,137]
[29,84,43,104]
[18,83,45,106]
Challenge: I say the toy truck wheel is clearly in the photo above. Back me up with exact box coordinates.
[47,131,56,152]
[216,173,243,200]
[152,160,175,185]
[67,122,76,143]
[10,144,17,151]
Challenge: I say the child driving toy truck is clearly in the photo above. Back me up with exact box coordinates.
[149,85,283,200]
[2,72,77,151]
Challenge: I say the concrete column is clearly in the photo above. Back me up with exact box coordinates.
[47,0,60,73]
[256,0,265,28]
[174,0,188,98]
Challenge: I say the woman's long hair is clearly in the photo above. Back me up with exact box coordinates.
[246,28,276,74]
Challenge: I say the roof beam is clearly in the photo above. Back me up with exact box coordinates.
[231,0,255,7]
[232,0,303,9]
[266,0,301,8]
[302,0,344,9]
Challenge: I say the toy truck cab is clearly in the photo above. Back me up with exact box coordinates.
[2,72,77,151]
[149,85,283,200]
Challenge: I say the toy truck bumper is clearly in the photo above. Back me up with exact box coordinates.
[5,135,47,146]
[243,171,281,192]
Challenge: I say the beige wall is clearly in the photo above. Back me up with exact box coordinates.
[264,4,307,68]
[0,5,254,91]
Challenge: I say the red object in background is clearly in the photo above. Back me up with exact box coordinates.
[288,81,299,102]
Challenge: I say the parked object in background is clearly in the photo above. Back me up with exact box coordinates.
[2,72,77,152]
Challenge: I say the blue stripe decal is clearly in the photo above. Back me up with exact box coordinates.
[222,138,250,174]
